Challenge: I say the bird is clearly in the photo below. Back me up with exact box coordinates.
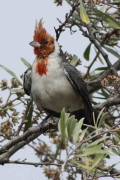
[23,19,93,125]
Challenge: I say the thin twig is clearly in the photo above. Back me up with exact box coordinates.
[85,24,113,68]
[15,100,32,136]
[87,59,120,93]
[84,51,100,78]
[55,2,79,40]
[8,160,62,167]
[94,96,120,110]
[0,117,58,163]
[1,94,23,111]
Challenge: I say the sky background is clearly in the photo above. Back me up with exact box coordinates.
[0,0,90,79]
[0,0,120,180]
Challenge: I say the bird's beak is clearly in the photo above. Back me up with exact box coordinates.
[29,41,41,47]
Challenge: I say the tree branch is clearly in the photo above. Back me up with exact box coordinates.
[0,117,58,164]
[84,51,100,78]
[94,96,120,111]
[66,2,117,70]
[7,160,62,167]
[0,97,119,164]
[85,24,113,68]
[0,60,120,163]
[55,2,79,40]
[87,59,120,93]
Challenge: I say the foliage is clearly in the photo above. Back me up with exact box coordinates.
[57,109,120,179]
[0,0,120,180]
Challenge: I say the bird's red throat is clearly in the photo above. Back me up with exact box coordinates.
[36,58,48,76]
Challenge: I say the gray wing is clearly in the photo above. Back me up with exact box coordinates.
[23,67,32,96]
[63,62,93,125]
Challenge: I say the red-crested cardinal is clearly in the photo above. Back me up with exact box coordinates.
[23,20,93,125]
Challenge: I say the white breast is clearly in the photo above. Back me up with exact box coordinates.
[31,44,83,112]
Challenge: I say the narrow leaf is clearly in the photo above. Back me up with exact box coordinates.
[71,159,91,171]
[1,102,22,111]
[98,56,104,64]
[58,108,66,140]
[93,96,106,100]
[93,8,120,29]
[105,124,120,139]
[101,88,110,98]
[111,148,120,156]
[97,107,106,125]
[0,64,22,85]
[73,118,84,143]
[21,58,31,68]
[78,144,102,157]
[83,43,91,60]
[91,154,105,170]
[94,48,104,64]
[80,0,90,24]
[24,101,33,132]
[10,88,24,94]
[58,108,70,142]
[67,116,77,140]
[70,55,79,66]
[104,46,120,58]
[98,112,108,127]
[95,67,108,71]
[79,128,88,142]
[76,147,111,157]
[88,136,108,147]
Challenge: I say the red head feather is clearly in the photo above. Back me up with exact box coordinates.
[34,19,54,45]
[32,20,55,76]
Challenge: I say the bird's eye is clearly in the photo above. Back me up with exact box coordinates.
[43,40,49,45]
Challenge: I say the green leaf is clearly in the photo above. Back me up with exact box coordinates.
[98,55,104,65]
[78,146,111,157]
[1,102,22,111]
[101,88,110,98]
[97,107,106,125]
[58,108,70,142]
[70,55,79,66]
[94,48,104,65]
[98,112,108,127]
[80,0,90,24]
[83,43,92,61]
[58,108,66,139]
[93,8,120,29]
[78,144,102,157]
[104,46,120,58]
[82,144,102,156]
[0,64,22,85]
[79,128,88,142]
[58,108,70,134]
[67,116,77,140]
[95,67,108,71]
[91,154,105,170]
[105,124,120,139]
[96,91,103,96]
[24,101,33,132]
[111,148,120,156]
[21,58,31,68]
[10,88,24,94]
[71,159,91,171]
[93,96,106,100]
[88,136,109,148]
[73,118,84,143]
[73,12,81,22]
